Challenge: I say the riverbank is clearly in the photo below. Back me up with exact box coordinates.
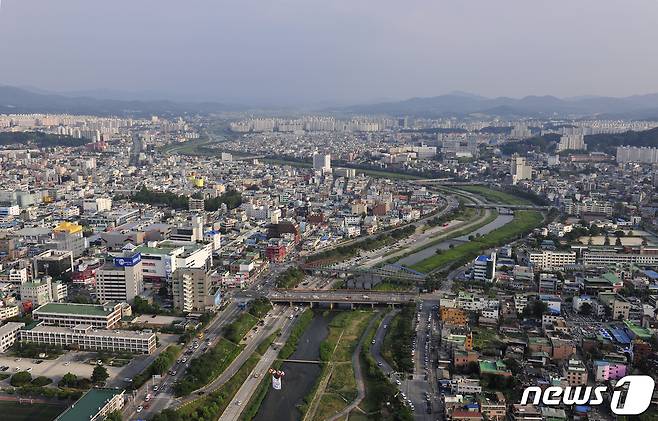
[409,210,544,273]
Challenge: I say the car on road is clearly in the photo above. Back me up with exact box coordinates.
[377,362,382,367]
[63,361,70,366]
[395,379,401,385]
[236,400,242,406]
[137,406,143,413]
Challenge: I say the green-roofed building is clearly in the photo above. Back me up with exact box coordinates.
[56,388,125,421]
[624,320,653,340]
[479,360,512,376]
[33,302,123,329]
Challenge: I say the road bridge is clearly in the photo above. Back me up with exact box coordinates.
[463,203,551,211]
[268,289,417,308]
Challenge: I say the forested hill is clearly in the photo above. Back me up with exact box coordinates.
[0,131,88,148]
[501,127,658,156]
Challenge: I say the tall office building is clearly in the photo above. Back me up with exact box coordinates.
[95,248,144,303]
[313,153,331,173]
[473,252,497,283]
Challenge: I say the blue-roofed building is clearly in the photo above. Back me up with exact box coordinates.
[473,252,497,282]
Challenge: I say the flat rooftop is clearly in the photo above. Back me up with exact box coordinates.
[56,388,123,421]
[34,302,115,317]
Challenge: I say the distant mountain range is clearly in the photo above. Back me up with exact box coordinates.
[4,85,658,119]
[0,86,244,117]
[333,92,658,119]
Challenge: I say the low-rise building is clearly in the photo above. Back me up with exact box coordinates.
[55,388,125,421]
[20,323,156,354]
[33,302,123,329]
[0,322,24,352]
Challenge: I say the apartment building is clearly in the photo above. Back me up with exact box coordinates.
[20,323,156,354]
[171,266,221,313]
[33,302,122,329]
[528,250,576,271]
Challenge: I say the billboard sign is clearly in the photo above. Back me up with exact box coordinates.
[114,253,142,267]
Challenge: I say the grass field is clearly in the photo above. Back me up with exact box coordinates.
[309,311,374,420]
[224,312,259,343]
[372,281,413,292]
[457,185,532,205]
[0,401,66,421]
[409,210,543,273]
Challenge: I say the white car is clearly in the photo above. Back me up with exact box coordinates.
[137,406,143,413]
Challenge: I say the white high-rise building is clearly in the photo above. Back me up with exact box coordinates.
[95,249,144,303]
[557,134,586,152]
[511,155,532,185]
[313,153,331,173]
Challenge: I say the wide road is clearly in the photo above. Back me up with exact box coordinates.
[219,307,298,420]
[123,302,242,420]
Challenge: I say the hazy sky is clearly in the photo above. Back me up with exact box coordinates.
[1,0,658,105]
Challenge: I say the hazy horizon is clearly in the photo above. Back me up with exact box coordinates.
[2,0,658,106]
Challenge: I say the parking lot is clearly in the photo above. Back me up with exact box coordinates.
[0,333,179,387]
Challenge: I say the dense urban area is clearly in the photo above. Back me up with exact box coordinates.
[0,110,657,421]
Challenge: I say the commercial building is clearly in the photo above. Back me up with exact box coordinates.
[171,266,221,313]
[473,253,496,282]
[95,250,144,303]
[19,276,67,306]
[33,250,73,281]
[0,322,24,352]
[33,302,123,329]
[51,222,87,258]
[55,388,125,421]
[20,323,156,354]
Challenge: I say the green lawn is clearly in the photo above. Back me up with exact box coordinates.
[409,210,543,273]
[457,185,532,205]
[0,402,66,421]
[372,281,413,292]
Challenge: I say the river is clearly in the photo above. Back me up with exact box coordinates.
[253,312,331,421]
[396,213,514,266]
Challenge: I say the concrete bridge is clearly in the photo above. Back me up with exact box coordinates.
[463,203,552,211]
[268,289,417,308]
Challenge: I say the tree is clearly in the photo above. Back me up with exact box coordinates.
[10,371,32,387]
[92,365,109,384]
[31,376,52,386]
[59,372,78,388]
[105,411,123,421]
[615,237,623,246]
[579,302,593,316]
[522,300,549,319]
[604,235,611,246]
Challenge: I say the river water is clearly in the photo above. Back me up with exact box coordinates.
[254,312,331,421]
[396,213,514,266]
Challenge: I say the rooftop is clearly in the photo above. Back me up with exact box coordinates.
[34,302,116,317]
[55,388,123,421]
